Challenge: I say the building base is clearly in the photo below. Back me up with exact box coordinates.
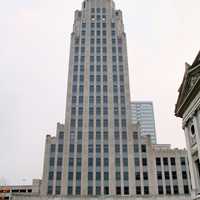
[12,195,192,200]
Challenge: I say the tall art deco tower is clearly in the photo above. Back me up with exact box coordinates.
[63,0,132,195]
[43,0,135,196]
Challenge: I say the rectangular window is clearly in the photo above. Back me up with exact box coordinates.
[142,158,147,166]
[141,145,146,153]
[48,171,54,180]
[116,187,121,195]
[170,157,176,166]
[56,172,62,180]
[136,186,141,195]
[156,157,161,166]
[165,171,170,180]
[163,157,168,166]
[144,186,149,195]
[76,187,81,195]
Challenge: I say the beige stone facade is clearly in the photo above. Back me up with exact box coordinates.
[175,51,200,200]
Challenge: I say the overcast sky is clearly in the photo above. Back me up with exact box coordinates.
[0,0,200,185]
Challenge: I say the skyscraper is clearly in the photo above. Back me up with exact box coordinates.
[131,102,157,144]
[38,0,192,199]
[60,0,132,196]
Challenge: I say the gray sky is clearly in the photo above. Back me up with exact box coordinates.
[0,0,200,185]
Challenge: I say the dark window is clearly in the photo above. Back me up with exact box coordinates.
[182,171,188,179]
[48,186,53,195]
[49,158,55,166]
[124,172,129,181]
[76,172,81,180]
[96,187,101,195]
[184,185,189,194]
[124,187,129,195]
[181,157,186,165]
[142,158,147,166]
[144,186,149,195]
[68,187,73,195]
[104,172,109,181]
[56,186,61,194]
[135,172,140,180]
[157,171,162,180]
[136,186,141,195]
[166,185,171,194]
[59,132,64,140]
[158,186,163,194]
[116,172,121,181]
[170,157,176,166]
[134,158,140,166]
[76,187,81,195]
[156,157,161,166]
[116,187,121,195]
[173,185,179,194]
[104,187,109,195]
[88,172,93,180]
[56,172,62,180]
[50,144,56,153]
[57,158,63,166]
[104,158,109,166]
[88,187,93,195]
[68,172,73,180]
[172,171,177,180]
[163,157,168,166]
[143,172,148,180]
[48,171,54,180]
[115,158,120,167]
[165,171,170,180]
[141,145,146,153]
[134,144,139,153]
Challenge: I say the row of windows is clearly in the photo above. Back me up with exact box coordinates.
[50,144,63,153]
[156,157,186,166]
[158,185,189,195]
[79,30,118,38]
[48,171,62,180]
[157,171,188,180]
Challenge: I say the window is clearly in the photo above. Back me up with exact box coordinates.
[104,172,109,181]
[68,172,73,180]
[172,171,177,180]
[163,157,168,166]
[181,157,186,165]
[124,187,129,195]
[69,158,74,167]
[77,158,82,166]
[57,158,63,166]
[104,187,109,195]
[124,172,129,181]
[88,172,93,181]
[77,144,82,153]
[116,172,121,180]
[76,172,81,180]
[135,158,140,166]
[135,172,140,180]
[56,172,62,180]
[96,158,101,167]
[104,158,109,167]
[76,187,81,195]
[96,172,101,181]
[141,145,146,153]
[47,186,53,195]
[88,158,93,167]
[134,144,139,153]
[48,171,54,180]
[96,144,101,153]
[157,171,162,180]
[115,158,120,166]
[144,186,149,195]
[184,185,189,194]
[143,172,148,180]
[115,144,120,153]
[182,171,187,179]
[156,158,161,166]
[96,187,101,195]
[49,158,55,166]
[133,132,138,140]
[59,132,64,140]
[173,185,179,194]
[50,144,56,153]
[123,158,128,167]
[142,158,147,166]
[88,187,93,195]
[136,186,141,195]
[68,187,73,195]
[69,144,74,153]
[158,186,163,194]
[165,171,170,180]
[116,187,121,195]
[166,185,171,194]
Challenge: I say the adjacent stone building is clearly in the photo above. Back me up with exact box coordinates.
[175,51,200,200]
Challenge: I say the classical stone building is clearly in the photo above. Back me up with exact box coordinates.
[175,51,200,200]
